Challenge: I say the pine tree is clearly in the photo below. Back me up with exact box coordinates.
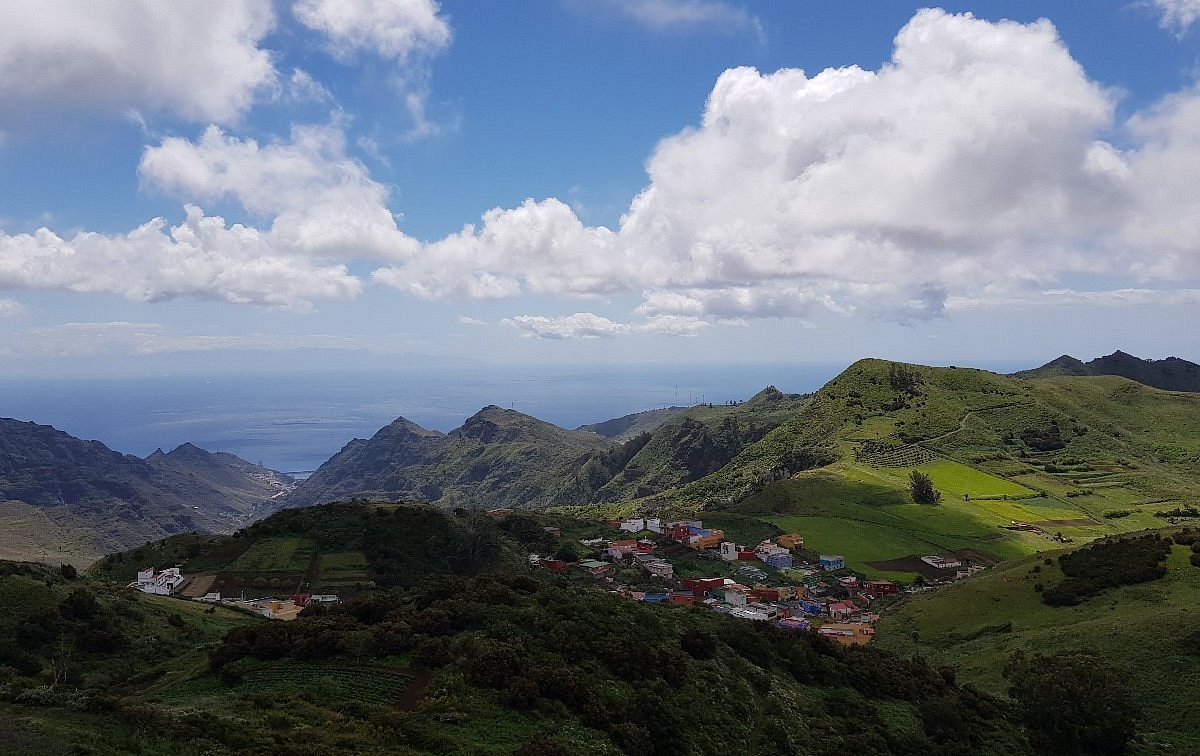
[909,470,941,504]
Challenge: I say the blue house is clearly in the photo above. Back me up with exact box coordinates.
[819,555,845,571]
[799,598,824,615]
[643,592,670,603]
[762,553,794,570]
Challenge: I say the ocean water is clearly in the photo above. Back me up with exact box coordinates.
[0,362,847,475]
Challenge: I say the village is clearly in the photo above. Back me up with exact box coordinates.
[527,516,982,645]
[125,514,982,643]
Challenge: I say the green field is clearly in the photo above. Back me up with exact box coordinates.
[875,542,1200,751]
[228,537,315,573]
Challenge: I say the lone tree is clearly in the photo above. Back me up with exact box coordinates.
[909,470,941,504]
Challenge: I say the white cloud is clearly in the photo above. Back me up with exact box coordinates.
[1151,0,1200,32]
[948,288,1200,310]
[0,298,27,319]
[139,123,418,261]
[583,0,761,35]
[377,10,1142,324]
[502,312,708,340]
[285,69,333,103]
[294,0,451,61]
[0,206,361,312]
[0,1,277,123]
[457,316,488,326]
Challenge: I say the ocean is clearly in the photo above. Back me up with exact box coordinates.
[0,362,850,476]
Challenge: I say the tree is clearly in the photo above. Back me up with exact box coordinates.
[909,470,941,504]
[1004,651,1138,754]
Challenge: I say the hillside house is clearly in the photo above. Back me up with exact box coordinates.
[736,565,768,582]
[688,528,725,550]
[817,623,875,646]
[619,518,646,533]
[644,518,663,534]
[645,560,674,580]
[636,538,656,553]
[577,559,612,576]
[682,577,725,597]
[777,617,810,632]
[838,576,860,590]
[135,566,185,595]
[667,520,702,541]
[776,533,804,550]
[799,598,825,615]
[542,559,569,573]
[719,587,749,607]
[643,592,670,603]
[750,587,781,603]
[606,540,638,559]
[921,555,963,570]
[864,580,900,597]
[828,600,857,619]
[819,555,845,571]
[756,541,795,570]
[669,590,695,605]
[729,606,772,621]
[543,526,561,537]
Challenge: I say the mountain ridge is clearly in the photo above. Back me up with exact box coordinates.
[1016,350,1200,391]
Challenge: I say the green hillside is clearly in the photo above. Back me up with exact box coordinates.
[2,504,1039,755]
[593,359,1200,578]
[874,530,1200,752]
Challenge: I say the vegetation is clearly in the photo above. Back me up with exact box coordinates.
[1041,534,1172,606]
[908,470,941,504]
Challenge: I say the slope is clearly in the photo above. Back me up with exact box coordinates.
[874,531,1200,752]
[0,419,293,564]
[3,504,1033,755]
[627,360,1200,574]
[283,407,608,510]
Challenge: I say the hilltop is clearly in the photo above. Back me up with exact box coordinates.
[1017,350,1200,392]
[0,419,292,565]
[282,391,810,512]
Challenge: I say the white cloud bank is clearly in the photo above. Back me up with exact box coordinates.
[372,9,1200,333]
[0,1,277,123]
[294,0,452,61]
[5,9,1200,332]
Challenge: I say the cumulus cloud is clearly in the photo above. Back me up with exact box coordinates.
[1151,0,1200,32]
[0,207,361,311]
[0,1,277,123]
[372,9,1200,333]
[457,316,488,326]
[502,312,708,340]
[294,0,451,61]
[139,123,418,260]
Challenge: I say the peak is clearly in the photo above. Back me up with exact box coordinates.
[166,442,208,456]
[746,386,785,405]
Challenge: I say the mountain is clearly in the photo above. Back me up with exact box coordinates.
[282,406,608,510]
[0,502,1032,755]
[1017,350,1200,391]
[0,418,292,564]
[283,391,811,513]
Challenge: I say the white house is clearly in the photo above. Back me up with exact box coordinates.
[644,518,663,534]
[920,555,963,570]
[135,566,185,595]
[619,518,645,533]
[720,541,741,561]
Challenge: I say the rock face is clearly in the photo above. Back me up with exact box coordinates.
[0,418,292,560]
[1017,351,1200,391]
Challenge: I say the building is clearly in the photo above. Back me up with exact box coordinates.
[755,542,794,570]
[819,555,845,571]
[776,533,804,550]
[817,623,876,646]
[688,528,725,550]
[636,538,657,553]
[577,559,612,575]
[921,555,963,570]
[827,600,857,619]
[606,539,638,560]
[541,559,569,573]
[644,518,663,534]
[619,518,645,533]
[669,590,695,605]
[645,560,674,580]
[543,526,562,537]
[777,617,811,632]
[864,580,900,597]
[682,577,725,597]
[134,566,185,595]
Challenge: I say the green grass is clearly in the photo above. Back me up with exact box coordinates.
[875,540,1200,752]
[228,537,314,573]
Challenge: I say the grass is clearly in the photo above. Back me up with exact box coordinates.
[875,540,1200,752]
[228,537,314,573]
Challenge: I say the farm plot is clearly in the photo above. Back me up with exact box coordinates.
[228,538,314,573]
[315,551,371,591]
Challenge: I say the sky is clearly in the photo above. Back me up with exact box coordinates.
[2,0,1200,376]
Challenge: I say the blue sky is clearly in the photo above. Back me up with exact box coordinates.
[2,0,1200,376]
